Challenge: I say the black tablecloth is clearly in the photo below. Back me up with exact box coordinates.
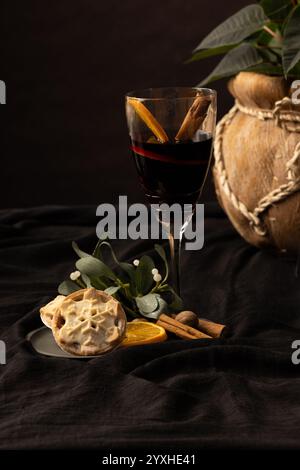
[1,203,300,450]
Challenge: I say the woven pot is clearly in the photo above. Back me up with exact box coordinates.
[213,71,300,253]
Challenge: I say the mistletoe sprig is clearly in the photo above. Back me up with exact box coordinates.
[58,235,183,319]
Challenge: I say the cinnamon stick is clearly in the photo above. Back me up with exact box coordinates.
[171,312,226,338]
[197,319,226,338]
[175,94,211,142]
[157,314,211,340]
[157,320,197,340]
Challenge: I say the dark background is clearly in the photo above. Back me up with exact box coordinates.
[2,0,249,209]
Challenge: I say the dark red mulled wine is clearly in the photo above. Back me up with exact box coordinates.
[130,131,212,205]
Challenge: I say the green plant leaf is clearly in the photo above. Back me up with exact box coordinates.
[155,295,168,316]
[92,233,109,259]
[260,0,293,21]
[135,293,158,313]
[76,256,117,281]
[289,60,300,76]
[282,4,300,75]
[95,240,118,263]
[72,241,90,259]
[149,296,168,318]
[92,240,103,260]
[154,244,169,282]
[246,62,283,75]
[105,286,121,295]
[194,5,267,51]
[168,288,184,311]
[81,273,92,287]
[134,255,155,295]
[92,240,135,284]
[199,43,263,85]
[89,276,110,290]
[119,262,136,283]
[58,280,80,295]
[187,45,236,63]
[254,22,282,48]
[58,237,185,318]
[139,294,169,320]
[253,45,279,64]
[135,293,167,319]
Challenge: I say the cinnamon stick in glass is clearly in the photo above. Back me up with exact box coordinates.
[175,94,211,142]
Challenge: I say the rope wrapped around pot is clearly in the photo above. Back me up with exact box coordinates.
[213,72,300,252]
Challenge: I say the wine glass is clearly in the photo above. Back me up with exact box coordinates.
[125,87,217,296]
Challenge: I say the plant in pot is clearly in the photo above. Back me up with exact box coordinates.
[189,1,300,252]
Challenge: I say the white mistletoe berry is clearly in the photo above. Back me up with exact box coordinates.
[133,259,140,266]
[153,273,162,283]
[70,270,81,281]
[151,268,159,275]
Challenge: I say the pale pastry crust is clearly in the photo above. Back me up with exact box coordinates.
[52,288,127,356]
[40,295,66,328]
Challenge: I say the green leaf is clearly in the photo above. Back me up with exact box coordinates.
[134,255,155,295]
[187,45,236,63]
[135,293,158,313]
[89,276,109,290]
[81,273,92,287]
[246,62,283,75]
[154,244,169,282]
[92,234,110,259]
[154,295,168,316]
[76,256,117,281]
[136,293,168,319]
[168,288,184,311]
[94,239,136,286]
[256,46,281,63]
[105,286,121,295]
[260,0,293,21]
[199,43,264,85]
[194,5,267,51]
[254,22,282,48]
[94,240,117,263]
[289,60,300,76]
[154,243,167,262]
[119,262,136,284]
[58,280,80,295]
[282,5,300,75]
[72,241,90,259]
[92,240,103,260]
[92,240,131,279]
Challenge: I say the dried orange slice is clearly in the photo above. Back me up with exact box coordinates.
[122,321,167,347]
[127,98,169,143]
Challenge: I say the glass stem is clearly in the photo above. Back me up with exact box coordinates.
[168,220,183,297]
